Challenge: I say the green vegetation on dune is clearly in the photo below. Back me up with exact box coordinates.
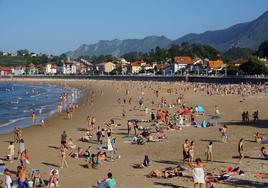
[0,56,27,67]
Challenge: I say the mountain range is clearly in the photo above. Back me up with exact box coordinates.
[65,10,268,58]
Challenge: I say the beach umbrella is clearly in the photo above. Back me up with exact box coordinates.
[197,105,205,113]
[210,115,221,120]
[210,115,221,126]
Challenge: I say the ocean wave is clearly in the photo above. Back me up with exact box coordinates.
[0,117,28,128]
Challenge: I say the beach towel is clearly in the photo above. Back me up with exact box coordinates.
[261,139,268,144]
[256,173,268,178]
[122,135,135,139]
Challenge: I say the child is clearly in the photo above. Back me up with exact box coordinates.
[206,141,213,162]
[7,142,15,161]
[143,155,150,167]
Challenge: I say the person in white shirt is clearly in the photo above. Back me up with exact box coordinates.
[4,169,13,188]
[7,142,15,161]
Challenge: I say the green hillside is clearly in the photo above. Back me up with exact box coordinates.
[0,56,27,67]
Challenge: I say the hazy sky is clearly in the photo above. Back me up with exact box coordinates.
[0,0,268,55]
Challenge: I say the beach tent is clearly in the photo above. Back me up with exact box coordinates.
[197,105,205,113]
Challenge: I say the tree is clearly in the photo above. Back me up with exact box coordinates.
[17,49,29,56]
[240,56,268,75]
[257,40,268,58]
[224,47,253,62]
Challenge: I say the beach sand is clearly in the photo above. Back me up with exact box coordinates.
[0,79,268,188]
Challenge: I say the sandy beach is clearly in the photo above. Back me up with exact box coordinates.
[0,78,268,188]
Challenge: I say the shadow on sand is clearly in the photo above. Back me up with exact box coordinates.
[42,162,59,168]
[154,182,188,188]
[223,119,268,129]
[224,178,268,188]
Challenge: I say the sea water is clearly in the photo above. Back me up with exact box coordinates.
[0,83,81,134]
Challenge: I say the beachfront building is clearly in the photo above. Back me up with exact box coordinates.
[0,67,12,76]
[25,63,39,75]
[79,59,94,73]
[45,63,57,75]
[155,64,171,75]
[59,61,77,74]
[130,61,146,74]
[12,66,25,76]
[104,62,116,73]
[173,56,194,73]
[208,60,225,71]
[228,59,247,67]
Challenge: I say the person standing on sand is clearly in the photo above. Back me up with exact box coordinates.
[86,116,92,130]
[31,112,36,125]
[219,125,227,143]
[238,138,245,164]
[189,141,195,162]
[18,139,25,157]
[206,141,213,162]
[4,168,13,188]
[60,145,68,168]
[61,131,67,146]
[7,142,15,161]
[188,158,205,188]
[183,139,189,163]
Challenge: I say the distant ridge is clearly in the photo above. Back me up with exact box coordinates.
[65,10,268,58]
[65,36,172,58]
[174,10,268,51]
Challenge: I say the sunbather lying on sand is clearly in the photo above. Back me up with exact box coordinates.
[133,155,150,168]
[147,165,185,178]
[80,131,93,142]
[205,166,245,188]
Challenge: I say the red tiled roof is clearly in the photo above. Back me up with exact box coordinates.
[208,60,224,69]
[174,56,193,65]
[0,67,12,71]
[131,61,143,66]
[155,64,169,70]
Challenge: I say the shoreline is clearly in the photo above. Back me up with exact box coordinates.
[0,80,85,135]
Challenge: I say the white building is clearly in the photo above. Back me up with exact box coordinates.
[45,63,57,74]
[60,62,77,74]
[12,67,25,75]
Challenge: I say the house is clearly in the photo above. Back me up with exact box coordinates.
[59,61,77,74]
[130,61,146,74]
[0,67,12,76]
[26,63,39,75]
[45,63,57,74]
[174,56,193,72]
[104,62,116,73]
[228,59,247,67]
[12,66,25,76]
[208,60,224,70]
[79,59,94,73]
[155,64,171,75]
[258,57,268,67]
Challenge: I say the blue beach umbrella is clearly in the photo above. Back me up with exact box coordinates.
[197,105,205,113]
[210,115,221,126]
[128,119,139,123]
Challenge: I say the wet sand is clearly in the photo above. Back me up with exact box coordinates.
[0,79,268,188]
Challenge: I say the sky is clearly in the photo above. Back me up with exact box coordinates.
[0,0,268,55]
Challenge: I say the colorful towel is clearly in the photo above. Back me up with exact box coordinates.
[122,135,135,139]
